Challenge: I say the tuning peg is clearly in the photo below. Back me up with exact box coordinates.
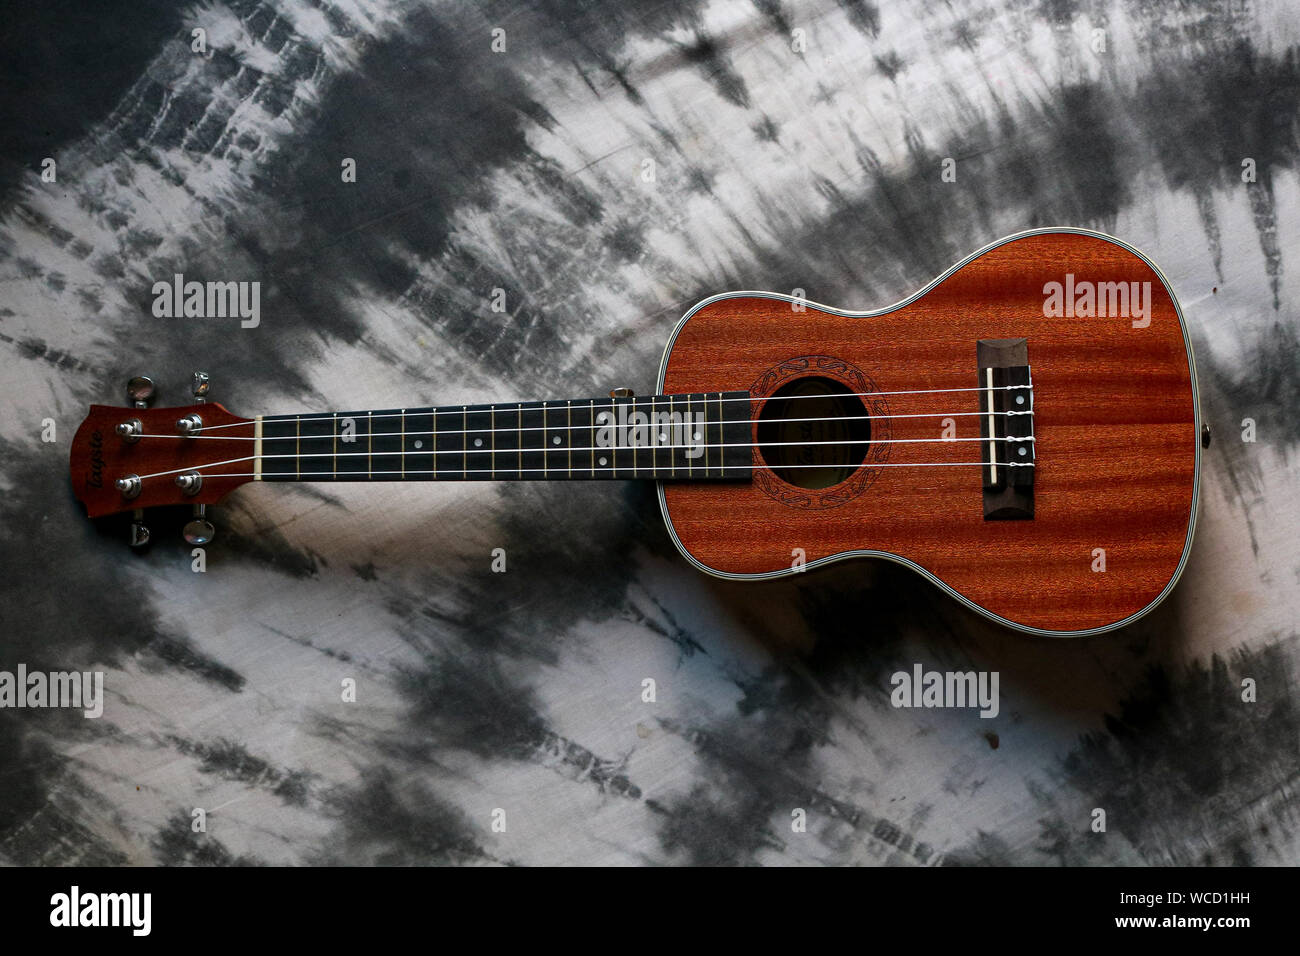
[184,504,215,546]
[176,413,203,437]
[192,371,210,403]
[126,375,156,409]
[174,472,203,495]
[609,387,634,398]
[129,510,151,548]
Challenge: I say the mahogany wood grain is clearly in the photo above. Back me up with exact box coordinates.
[659,232,1198,634]
[70,402,254,517]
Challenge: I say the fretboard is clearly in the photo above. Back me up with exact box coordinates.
[257,392,752,481]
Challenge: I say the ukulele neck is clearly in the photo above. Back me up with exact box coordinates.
[256,392,753,482]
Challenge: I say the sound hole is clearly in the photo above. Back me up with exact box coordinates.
[756,376,871,489]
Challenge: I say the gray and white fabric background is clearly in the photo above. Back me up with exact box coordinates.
[1,0,1297,866]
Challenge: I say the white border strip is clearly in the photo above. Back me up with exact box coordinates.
[654,226,1202,638]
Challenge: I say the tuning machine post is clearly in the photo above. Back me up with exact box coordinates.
[125,376,155,548]
[182,372,216,547]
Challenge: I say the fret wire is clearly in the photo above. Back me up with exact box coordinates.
[703,393,709,477]
[627,398,634,478]
[716,391,724,478]
[722,392,728,478]
[697,393,702,477]
[462,406,467,479]
[669,395,675,479]
[686,394,693,480]
[707,394,713,476]
[692,394,697,477]
[692,394,698,477]
[659,396,668,474]
[689,394,697,477]
[677,395,684,478]
[649,397,656,476]
[678,395,685,478]
[698,393,704,478]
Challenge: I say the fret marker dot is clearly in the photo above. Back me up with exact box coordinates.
[413,440,422,449]
[659,432,668,442]
[598,456,608,466]
[552,435,561,445]
[693,432,701,440]
[474,438,483,447]
[1016,394,1026,405]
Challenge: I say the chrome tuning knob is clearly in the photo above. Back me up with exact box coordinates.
[183,504,215,546]
[126,375,156,408]
[115,475,142,499]
[174,472,203,495]
[176,373,210,435]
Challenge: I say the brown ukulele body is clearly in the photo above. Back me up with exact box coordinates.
[658,228,1201,636]
[70,228,1200,637]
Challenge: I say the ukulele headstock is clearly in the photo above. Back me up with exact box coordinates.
[69,373,255,546]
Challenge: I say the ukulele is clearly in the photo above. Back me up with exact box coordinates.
[70,228,1202,637]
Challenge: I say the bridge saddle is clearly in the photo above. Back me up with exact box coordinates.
[977,338,1034,520]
